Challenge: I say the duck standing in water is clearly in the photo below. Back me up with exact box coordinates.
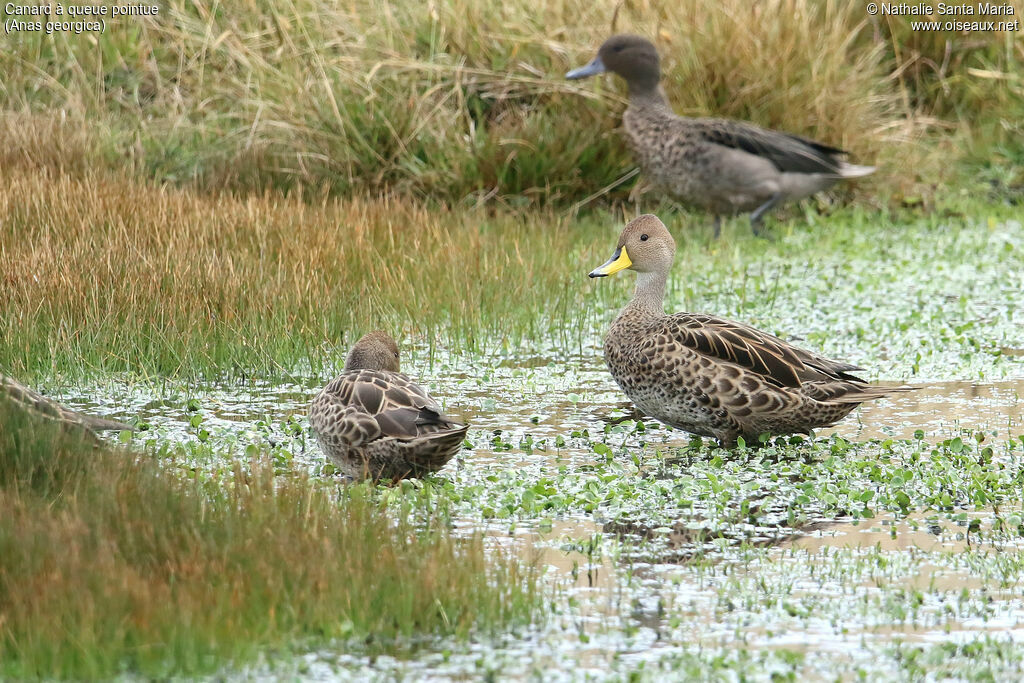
[566,35,875,235]
[590,214,912,447]
[309,331,468,480]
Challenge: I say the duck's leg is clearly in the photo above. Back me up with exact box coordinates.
[749,193,783,235]
[603,405,647,426]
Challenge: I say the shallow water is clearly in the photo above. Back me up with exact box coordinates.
[51,342,1024,680]
[62,351,1024,453]
[831,378,1024,442]
[44,216,1024,679]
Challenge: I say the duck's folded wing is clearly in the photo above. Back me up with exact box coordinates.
[692,119,845,175]
[800,380,900,403]
[375,405,463,439]
[662,314,865,388]
[317,370,463,440]
[2,373,134,432]
[352,372,463,438]
[323,369,419,416]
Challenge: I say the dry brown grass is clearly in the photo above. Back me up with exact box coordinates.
[0,165,614,378]
[3,0,1018,202]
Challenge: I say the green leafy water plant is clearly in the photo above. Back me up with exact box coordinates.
[0,394,544,679]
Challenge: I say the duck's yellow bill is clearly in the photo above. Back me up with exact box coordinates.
[588,246,632,278]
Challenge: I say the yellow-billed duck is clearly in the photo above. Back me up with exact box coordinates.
[589,214,913,446]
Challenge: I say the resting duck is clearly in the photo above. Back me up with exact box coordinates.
[309,331,468,480]
[589,214,912,446]
[567,35,875,235]
[1,373,133,445]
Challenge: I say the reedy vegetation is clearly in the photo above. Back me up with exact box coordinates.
[0,395,541,678]
[3,164,1022,381]
[0,167,622,378]
[1,0,1020,201]
[2,0,1021,380]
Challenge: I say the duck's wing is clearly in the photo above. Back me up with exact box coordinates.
[312,370,464,442]
[661,314,865,388]
[371,373,465,438]
[690,118,846,175]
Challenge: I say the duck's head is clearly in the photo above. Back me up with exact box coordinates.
[566,35,661,92]
[344,331,401,372]
[589,214,675,279]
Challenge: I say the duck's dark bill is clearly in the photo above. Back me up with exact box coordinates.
[589,246,632,278]
[566,56,606,80]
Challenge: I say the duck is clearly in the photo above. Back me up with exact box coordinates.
[566,35,875,235]
[589,214,912,447]
[309,331,468,480]
[2,373,134,445]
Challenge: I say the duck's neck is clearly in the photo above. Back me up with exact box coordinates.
[627,270,667,317]
[627,82,670,110]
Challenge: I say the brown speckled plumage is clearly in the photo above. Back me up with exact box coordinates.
[309,331,468,480]
[2,374,134,444]
[589,215,913,447]
[567,35,875,233]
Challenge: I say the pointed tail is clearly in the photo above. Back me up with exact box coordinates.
[838,162,876,178]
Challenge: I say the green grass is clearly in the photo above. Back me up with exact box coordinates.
[2,161,1020,381]
[0,166,620,379]
[1,0,1021,203]
[0,395,543,679]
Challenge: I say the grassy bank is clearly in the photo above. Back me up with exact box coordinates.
[0,167,615,378]
[0,395,542,679]
[1,0,1021,203]
[2,164,1022,381]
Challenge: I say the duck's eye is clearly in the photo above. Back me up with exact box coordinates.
[613,45,625,53]
[640,234,649,241]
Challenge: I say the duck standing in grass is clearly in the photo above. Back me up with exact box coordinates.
[566,35,875,235]
[309,331,468,480]
[589,214,912,447]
